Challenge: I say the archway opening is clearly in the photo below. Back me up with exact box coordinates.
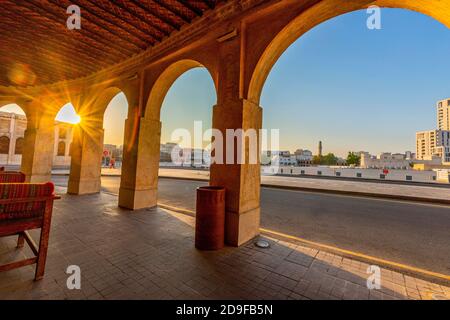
[0,104,27,169]
[154,64,217,210]
[102,92,128,175]
[53,103,78,170]
[257,8,450,275]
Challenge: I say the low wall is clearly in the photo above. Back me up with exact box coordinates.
[261,166,443,183]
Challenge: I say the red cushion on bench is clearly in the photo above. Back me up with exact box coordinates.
[0,172,26,183]
[0,182,55,221]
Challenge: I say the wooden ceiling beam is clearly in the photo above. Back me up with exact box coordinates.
[86,0,169,41]
[150,0,192,24]
[66,0,161,44]
[176,0,204,16]
[0,0,220,87]
[125,0,181,31]
[47,0,150,49]
[23,0,141,55]
[0,16,121,70]
[203,0,216,10]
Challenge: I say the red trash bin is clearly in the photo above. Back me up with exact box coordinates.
[195,186,226,250]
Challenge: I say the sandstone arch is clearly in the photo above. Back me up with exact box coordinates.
[145,59,217,121]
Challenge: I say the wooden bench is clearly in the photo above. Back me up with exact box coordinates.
[0,172,26,183]
[0,182,60,280]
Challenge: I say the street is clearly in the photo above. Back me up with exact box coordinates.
[52,175,450,275]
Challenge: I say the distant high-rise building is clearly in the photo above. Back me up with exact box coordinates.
[415,98,450,163]
[318,141,322,157]
[416,130,450,162]
[437,98,450,130]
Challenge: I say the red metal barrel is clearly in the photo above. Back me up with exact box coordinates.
[195,186,226,250]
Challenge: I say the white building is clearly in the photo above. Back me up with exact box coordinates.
[405,151,415,160]
[0,112,73,166]
[294,149,313,166]
[160,142,178,162]
[360,152,411,169]
[261,166,440,183]
[160,143,210,167]
[262,149,313,167]
[52,121,74,167]
[277,155,297,166]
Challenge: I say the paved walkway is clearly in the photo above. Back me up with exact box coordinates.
[0,187,449,300]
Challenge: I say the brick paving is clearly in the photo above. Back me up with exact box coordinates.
[1,187,449,300]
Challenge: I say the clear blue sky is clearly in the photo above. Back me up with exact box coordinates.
[2,9,449,157]
[162,8,450,157]
[261,8,450,157]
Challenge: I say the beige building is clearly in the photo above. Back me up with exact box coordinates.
[437,98,450,130]
[0,112,73,166]
[416,99,450,163]
[416,129,450,163]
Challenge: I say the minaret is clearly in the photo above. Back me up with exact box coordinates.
[318,141,322,157]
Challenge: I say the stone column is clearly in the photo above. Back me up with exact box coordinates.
[209,32,263,246]
[8,116,15,165]
[118,116,161,210]
[67,121,103,195]
[210,99,262,246]
[21,105,55,183]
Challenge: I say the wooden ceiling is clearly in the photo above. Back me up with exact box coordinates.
[0,0,221,88]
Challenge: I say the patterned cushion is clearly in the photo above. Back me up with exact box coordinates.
[0,182,55,221]
[0,172,26,183]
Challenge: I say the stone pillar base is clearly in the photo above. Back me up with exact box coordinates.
[225,207,260,246]
[118,187,157,210]
[67,178,101,195]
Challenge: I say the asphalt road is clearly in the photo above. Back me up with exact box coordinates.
[51,175,450,275]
